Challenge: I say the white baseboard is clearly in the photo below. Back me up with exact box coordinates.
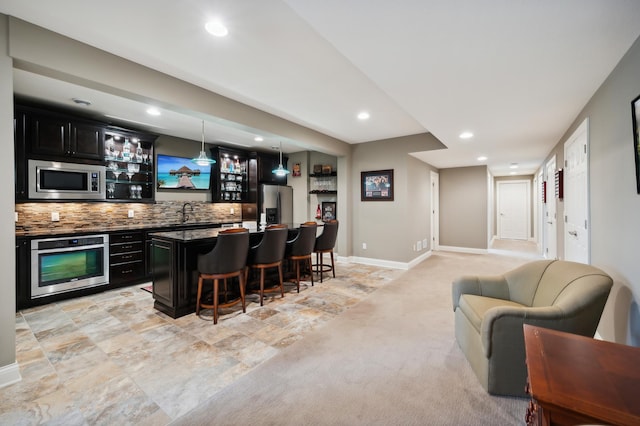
[342,250,432,270]
[438,245,488,255]
[0,362,21,389]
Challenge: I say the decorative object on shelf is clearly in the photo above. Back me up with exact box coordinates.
[315,204,322,220]
[631,93,640,194]
[313,164,323,174]
[272,142,290,176]
[322,202,336,221]
[322,165,332,174]
[192,120,216,166]
[292,163,301,177]
[361,169,394,201]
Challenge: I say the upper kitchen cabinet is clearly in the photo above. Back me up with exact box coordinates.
[210,146,248,202]
[25,109,104,163]
[104,129,156,202]
[256,151,288,185]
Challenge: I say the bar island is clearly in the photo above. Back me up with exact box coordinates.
[150,226,297,318]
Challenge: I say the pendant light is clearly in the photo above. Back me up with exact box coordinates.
[272,141,290,176]
[192,120,216,166]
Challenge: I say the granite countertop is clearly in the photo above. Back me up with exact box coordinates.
[15,221,227,237]
[149,228,225,242]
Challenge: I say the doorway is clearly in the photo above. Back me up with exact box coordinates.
[564,118,590,264]
[544,156,558,259]
[497,180,530,240]
[430,171,439,250]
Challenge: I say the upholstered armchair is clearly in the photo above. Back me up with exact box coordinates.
[452,259,613,397]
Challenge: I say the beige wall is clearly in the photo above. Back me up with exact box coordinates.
[539,34,640,344]
[350,134,441,263]
[439,166,489,250]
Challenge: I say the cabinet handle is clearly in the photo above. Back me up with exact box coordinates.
[121,269,133,274]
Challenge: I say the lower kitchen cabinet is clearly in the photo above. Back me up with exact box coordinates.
[109,231,145,285]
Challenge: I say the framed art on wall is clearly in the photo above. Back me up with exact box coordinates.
[321,201,336,221]
[361,169,394,201]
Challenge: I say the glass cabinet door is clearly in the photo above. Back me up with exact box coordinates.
[104,131,155,202]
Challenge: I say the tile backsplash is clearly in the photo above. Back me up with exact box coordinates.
[15,201,244,234]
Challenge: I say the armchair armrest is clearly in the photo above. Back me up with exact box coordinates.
[452,275,510,311]
[480,305,566,357]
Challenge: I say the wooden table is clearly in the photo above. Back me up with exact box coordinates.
[524,324,640,426]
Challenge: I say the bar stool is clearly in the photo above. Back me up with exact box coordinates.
[246,224,289,306]
[285,221,317,292]
[196,228,249,324]
[313,219,338,283]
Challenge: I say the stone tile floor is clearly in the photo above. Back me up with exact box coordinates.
[1,262,403,425]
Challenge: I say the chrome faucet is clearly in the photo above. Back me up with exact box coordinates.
[180,202,193,224]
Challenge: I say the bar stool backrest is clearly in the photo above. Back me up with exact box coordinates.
[197,228,249,274]
[314,220,338,252]
[248,225,289,265]
[287,221,318,257]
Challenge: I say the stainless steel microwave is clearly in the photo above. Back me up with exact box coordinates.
[28,159,106,200]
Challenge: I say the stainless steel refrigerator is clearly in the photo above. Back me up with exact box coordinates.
[259,184,293,226]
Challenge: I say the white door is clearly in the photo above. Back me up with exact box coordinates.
[430,171,439,250]
[497,180,529,240]
[564,118,590,264]
[536,170,544,252]
[544,156,557,259]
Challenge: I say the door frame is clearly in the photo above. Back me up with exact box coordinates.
[544,156,558,259]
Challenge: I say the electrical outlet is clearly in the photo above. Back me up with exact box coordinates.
[362,243,367,250]
[417,240,422,251]
[230,208,234,215]
[128,210,135,218]
[51,212,60,222]
[423,239,428,249]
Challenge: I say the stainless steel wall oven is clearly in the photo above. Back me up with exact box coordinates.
[30,234,110,298]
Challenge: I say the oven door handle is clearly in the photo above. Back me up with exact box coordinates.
[32,244,108,254]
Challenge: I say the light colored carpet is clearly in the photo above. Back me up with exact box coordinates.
[171,250,534,426]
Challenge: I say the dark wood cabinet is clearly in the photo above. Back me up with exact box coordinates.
[109,231,145,285]
[104,129,155,202]
[209,146,249,202]
[27,113,104,162]
[14,110,27,200]
[256,152,288,185]
[15,237,29,310]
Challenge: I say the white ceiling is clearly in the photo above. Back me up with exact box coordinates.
[3,0,640,176]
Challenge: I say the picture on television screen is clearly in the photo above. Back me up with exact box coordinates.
[156,154,212,190]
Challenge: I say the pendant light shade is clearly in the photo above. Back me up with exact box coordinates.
[192,120,216,166]
[272,142,290,176]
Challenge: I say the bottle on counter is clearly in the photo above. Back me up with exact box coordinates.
[315,204,322,220]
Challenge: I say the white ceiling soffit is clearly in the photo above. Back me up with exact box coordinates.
[3,1,640,176]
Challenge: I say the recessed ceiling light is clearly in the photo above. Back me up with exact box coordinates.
[205,20,228,37]
[477,156,487,161]
[509,163,519,169]
[357,111,370,120]
[459,131,474,139]
[146,107,161,116]
[254,136,264,142]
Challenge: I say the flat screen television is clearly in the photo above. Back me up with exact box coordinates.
[156,154,212,190]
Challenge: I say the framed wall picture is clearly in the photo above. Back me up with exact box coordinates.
[361,169,394,201]
[632,93,640,194]
[322,201,336,221]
